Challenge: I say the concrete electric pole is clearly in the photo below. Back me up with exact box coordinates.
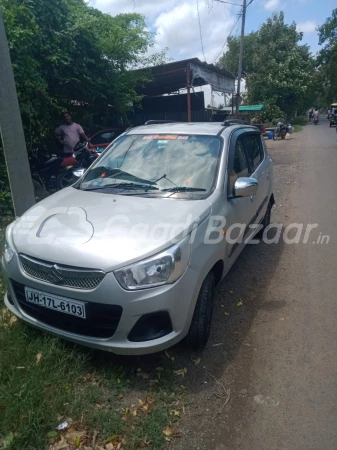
[214,0,249,113]
[236,0,247,112]
[0,6,35,217]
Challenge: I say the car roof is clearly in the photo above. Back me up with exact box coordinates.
[126,122,258,137]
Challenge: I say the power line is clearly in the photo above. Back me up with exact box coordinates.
[212,13,242,63]
[212,0,252,64]
[196,0,207,62]
[213,0,254,6]
[214,0,243,5]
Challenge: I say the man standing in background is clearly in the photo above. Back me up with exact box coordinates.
[55,112,92,155]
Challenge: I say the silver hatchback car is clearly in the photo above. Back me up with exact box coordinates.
[2,122,274,355]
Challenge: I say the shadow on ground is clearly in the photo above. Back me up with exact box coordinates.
[72,229,286,398]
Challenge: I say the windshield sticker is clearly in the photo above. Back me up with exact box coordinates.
[143,135,178,140]
[177,136,189,140]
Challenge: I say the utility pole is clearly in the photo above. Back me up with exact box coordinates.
[0,6,35,217]
[236,0,247,112]
[214,0,248,113]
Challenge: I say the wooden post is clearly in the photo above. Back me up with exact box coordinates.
[0,6,35,216]
[186,64,191,123]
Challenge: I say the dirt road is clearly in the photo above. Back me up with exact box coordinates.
[173,123,337,450]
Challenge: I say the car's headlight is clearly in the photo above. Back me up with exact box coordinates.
[114,238,190,290]
[3,225,15,263]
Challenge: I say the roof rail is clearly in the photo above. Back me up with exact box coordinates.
[221,119,248,126]
[144,120,181,125]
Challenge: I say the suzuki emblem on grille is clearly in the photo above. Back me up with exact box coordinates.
[49,266,64,284]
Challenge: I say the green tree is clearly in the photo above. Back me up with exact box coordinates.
[218,32,258,79]
[218,12,315,120]
[1,0,163,148]
[1,0,168,216]
[317,9,337,103]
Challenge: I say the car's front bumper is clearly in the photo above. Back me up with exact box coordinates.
[2,254,201,355]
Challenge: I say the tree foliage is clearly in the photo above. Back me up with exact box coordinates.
[218,12,315,121]
[1,0,164,148]
[0,0,168,217]
[218,32,258,79]
[316,9,337,104]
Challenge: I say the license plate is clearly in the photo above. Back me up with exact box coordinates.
[24,287,86,319]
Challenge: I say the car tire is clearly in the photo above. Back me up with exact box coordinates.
[185,272,215,349]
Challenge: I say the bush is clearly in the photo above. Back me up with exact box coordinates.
[293,124,303,132]
[0,147,14,220]
[291,116,307,126]
[253,101,285,125]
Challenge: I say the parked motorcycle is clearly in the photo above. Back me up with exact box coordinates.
[58,141,100,188]
[29,147,77,192]
[273,122,289,140]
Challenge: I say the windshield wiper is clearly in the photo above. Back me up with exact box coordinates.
[83,183,158,192]
[80,167,158,190]
[162,187,206,193]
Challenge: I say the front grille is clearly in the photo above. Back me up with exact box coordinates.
[19,254,105,290]
[11,280,123,339]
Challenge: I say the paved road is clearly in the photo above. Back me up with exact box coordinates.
[174,122,337,450]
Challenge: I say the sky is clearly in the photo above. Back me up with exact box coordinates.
[89,0,336,104]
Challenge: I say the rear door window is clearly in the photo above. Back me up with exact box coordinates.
[245,134,264,171]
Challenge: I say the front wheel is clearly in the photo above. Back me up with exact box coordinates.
[185,272,215,349]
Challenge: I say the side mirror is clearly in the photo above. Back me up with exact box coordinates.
[234,177,258,198]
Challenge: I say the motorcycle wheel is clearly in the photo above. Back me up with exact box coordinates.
[56,169,78,190]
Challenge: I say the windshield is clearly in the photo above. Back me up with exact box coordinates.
[80,134,222,197]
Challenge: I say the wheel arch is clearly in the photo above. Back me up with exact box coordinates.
[210,259,224,286]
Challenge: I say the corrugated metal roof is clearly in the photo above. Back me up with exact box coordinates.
[239,105,265,112]
[133,58,235,97]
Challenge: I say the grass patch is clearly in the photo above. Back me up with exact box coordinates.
[0,276,184,450]
[291,115,308,126]
[293,124,303,132]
